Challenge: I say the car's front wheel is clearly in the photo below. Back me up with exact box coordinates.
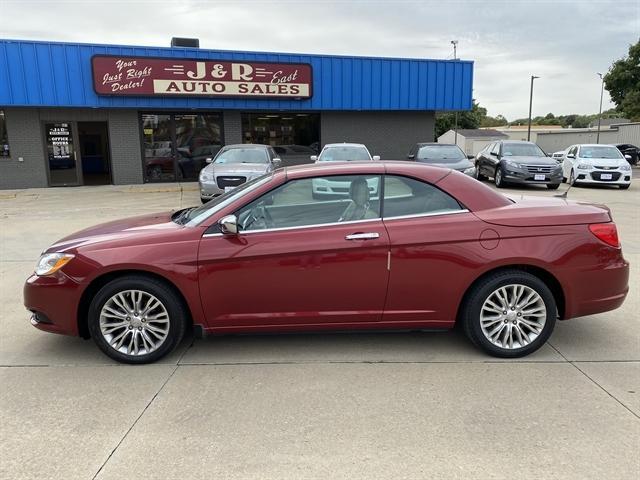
[569,169,580,187]
[475,165,486,181]
[494,167,506,188]
[461,270,556,358]
[88,276,187,364]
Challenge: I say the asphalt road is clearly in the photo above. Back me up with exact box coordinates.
[1,176,638,480]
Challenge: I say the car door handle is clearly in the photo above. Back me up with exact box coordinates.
[345,232,380,241]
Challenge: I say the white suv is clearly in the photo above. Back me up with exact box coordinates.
[562,144,632,190]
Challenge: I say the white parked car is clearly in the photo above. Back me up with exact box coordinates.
[562,144,632,190]
[551,150,566,162]
[311,143,380,197]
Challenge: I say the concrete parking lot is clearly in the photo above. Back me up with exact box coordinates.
[1,177,639,479]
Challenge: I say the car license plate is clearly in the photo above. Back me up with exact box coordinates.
[534,174,546,181]
[601,173,612,180]
[224,186,236,193]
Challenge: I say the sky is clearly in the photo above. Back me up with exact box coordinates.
[1,0,638,120]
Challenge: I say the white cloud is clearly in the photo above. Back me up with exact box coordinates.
[1,0,638,120]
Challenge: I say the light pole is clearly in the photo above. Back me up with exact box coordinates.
[451,40,459,144]
[527,75,539,142]
[596,73,604,144]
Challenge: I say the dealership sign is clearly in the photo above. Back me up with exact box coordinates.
[91,55,312,99]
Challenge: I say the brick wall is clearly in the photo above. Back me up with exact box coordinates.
[223,111,242,145]
[0,108,48,189]
[0,108,143,189]
[321,111,435,159]
[107,110,143,185]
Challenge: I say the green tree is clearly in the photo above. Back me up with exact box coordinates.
[604,39,640,121]
[481,114,508,128]
[435,100,487,137]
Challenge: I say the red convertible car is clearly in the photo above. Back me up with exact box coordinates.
[24,162,629,363]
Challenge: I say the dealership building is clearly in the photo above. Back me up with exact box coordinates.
[0,38,473,189]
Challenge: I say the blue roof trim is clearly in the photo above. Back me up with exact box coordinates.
[0,39,473,111]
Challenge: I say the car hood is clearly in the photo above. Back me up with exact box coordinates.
[207,163,270,176]
[578,157,625,166]
[504,156,558,166]
[418,158,473,171]
[48,211,180,252]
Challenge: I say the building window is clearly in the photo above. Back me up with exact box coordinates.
[141,112,223,182]
[241,113,320,160]
[0,110,9,157]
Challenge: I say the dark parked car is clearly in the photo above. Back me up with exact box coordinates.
[25,162,628,364]
[406,143,476,176]
[615,144,639,165]
[475,140,563,189]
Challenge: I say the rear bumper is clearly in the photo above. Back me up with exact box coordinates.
[24,272,82,336]
[561,256,630,319]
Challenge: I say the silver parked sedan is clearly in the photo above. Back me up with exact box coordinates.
[198,144,281,203]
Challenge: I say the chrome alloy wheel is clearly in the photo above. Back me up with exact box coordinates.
[99,290,170,356]
[479,284,546,350]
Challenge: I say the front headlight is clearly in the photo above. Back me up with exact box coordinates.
[505,159,521,169]
[199,168,214,182]
[620,163,631,171]
[463,166,476,176]
[577,163,593,170]
[35,253,74,276]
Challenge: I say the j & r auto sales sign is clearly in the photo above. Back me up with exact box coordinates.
[91,55,312,99]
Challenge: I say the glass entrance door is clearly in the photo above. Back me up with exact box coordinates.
[142,114,175,182]
[45,122,80,186]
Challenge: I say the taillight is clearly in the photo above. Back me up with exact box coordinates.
[589,223,620,248]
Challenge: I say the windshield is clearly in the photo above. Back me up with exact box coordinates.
[214,148,268,164]
[502,143,545,157]
[416,145,466,163]
[178,174,274,226]
[318,146,371,162]
[579,146,623,159]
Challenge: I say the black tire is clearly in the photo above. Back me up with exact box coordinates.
[619,184,630,190]
[201,196,209,203]
[546,184,560,190]
[88,275,187,364]
[494,166,506,188]
[475,165,486,181]
[460,270,557,358]
[148,166,162,181]
[569,169,580,187]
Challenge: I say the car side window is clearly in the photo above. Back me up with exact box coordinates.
[491,143,501,156]
[482,143,493,155]
[235,175,381,232]
[383,175,463,219]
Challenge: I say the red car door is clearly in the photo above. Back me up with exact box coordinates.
[381,175,485,328]
[197,174,390,330]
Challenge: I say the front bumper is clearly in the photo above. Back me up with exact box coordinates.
[574,170,632,185]
[199,181,224,199]
[502,169,563,185]
[24,271,83,336]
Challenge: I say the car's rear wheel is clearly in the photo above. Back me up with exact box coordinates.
[461,270,556,358]
[494,167,506,188]
[88,276,186,364]
[546,183,560,190]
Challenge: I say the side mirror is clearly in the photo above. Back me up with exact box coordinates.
[205,157,213,164]
[310,155,318,162]
[372,155,381,161]
[218,214,238,235]
[407,154,415,160]
[566,154,575,159]
[273,157,282,166]
[467,155,474,159]
[490,151,498,157]
[625,154,632,160]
